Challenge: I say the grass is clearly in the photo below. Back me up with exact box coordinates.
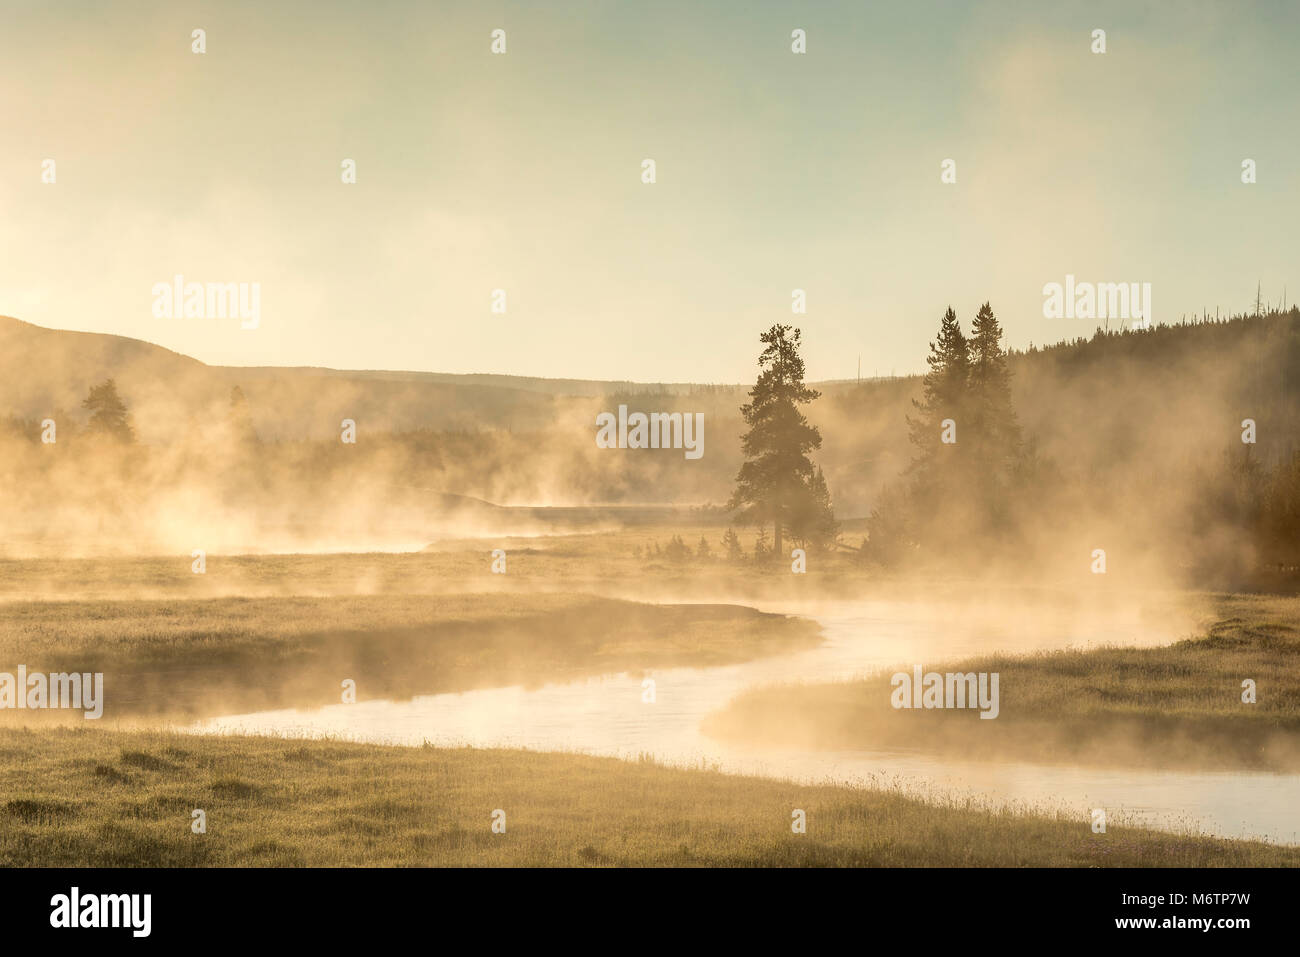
[3,547,1297,863]
[0,525,889,606]
[0,592,819,720]
[706,594,1300,771]
[1,727,1295,867]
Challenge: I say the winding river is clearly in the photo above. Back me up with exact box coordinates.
[187,598,1300,845]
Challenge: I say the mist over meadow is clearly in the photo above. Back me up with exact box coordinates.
[3,308,1298,596]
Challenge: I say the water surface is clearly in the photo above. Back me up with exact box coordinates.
[189,598,1300,845]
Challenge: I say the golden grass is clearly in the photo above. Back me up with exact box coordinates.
[706,594,1300,771]
[0,592,819,721]
[2,728,1294,867]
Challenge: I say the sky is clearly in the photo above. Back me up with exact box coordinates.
[1,0,1297,382]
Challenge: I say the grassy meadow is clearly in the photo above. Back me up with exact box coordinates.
[0,586,819,721]
[707,593,1300,771]
[0,521,873,602]
[3,728,1297,867]
[1,538,1298,864]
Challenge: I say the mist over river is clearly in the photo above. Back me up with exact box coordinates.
[187,599,1300,846]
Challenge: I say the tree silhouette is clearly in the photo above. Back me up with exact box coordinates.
[967,302,1023,533]
[81,379,134,443]
[721,526,744,562]
[870,303,1028,561]
[879,307,974,555]
[968,302,1022,474]
[790,465,839,551]
[909,308,972,455]
[663,534,691,562]
[905,306,970,485]
[729,325,829,559]
[863,481,912,565]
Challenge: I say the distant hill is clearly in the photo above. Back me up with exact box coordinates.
[4,309,1299,520]
[0,316,751,441]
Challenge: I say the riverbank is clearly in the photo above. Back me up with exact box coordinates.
[3,728,1296,866]
[0,593,819,721]
[704,594,1300,771]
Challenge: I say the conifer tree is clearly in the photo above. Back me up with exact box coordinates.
[790,465,840,551]
[900,307,972,542]
[967,302,1022,476]
[81,378,134,443]
[965,303,1024,534]
[905,307,969,483]
[721,526,744,562]
[729,325,826,559]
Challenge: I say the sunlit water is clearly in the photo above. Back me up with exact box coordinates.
[187,599,1300,845]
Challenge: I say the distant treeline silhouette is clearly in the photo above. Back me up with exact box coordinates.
[860,305,1300,587]
[3,307,1300,582]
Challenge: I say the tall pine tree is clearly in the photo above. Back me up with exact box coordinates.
[906,306,970,476]
[900,306,975,551]
[866,308,971,560]
[729,324,829,559]
[966,302,1023,535]
[967,302,1021,473]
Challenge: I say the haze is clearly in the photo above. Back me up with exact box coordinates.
[2,0,1297,382]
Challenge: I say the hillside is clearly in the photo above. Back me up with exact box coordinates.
[2,309,1298,563]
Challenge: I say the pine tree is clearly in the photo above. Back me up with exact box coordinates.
[863,481,913,565]
[664,534,691,562]
[729,324,824,560]
[894,307,975,551]
[696,535,713,560]
[790,465,839,551]
[81,379,134,443]
[721,526,744,562]
[966,303,1024,535]
[967,302,1022,475]
[906,306,969,476]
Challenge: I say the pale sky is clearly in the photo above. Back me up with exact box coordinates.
[2,0,1296,382]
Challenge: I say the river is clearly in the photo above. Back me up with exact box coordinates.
[186,598,1300,845]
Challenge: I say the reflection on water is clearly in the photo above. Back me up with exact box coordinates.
[187,599,1300,846]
